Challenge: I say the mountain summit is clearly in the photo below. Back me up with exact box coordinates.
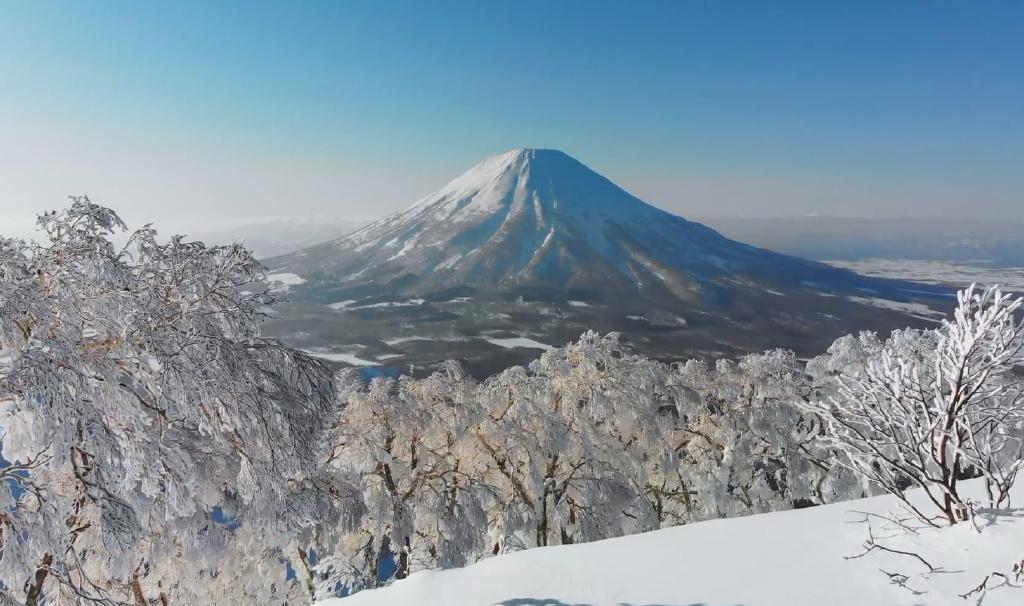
[267,149,944,374]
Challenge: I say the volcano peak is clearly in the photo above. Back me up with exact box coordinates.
[267,148,944,373]
[275,148,811,298]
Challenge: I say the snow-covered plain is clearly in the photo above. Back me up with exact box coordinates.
[828,259,1024,293]
[322,478,1024,606]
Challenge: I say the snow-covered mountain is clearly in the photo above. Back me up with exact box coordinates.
[321,476,1024,606]
[264,149,948,374]
[272,149,876,303]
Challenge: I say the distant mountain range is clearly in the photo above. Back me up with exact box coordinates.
[263,149,949,375]
[190,216,367,258]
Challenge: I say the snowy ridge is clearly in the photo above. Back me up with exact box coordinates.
[324,477,1024,606]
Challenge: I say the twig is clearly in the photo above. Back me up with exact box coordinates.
[848,509,923,534]
[959,572,1012,603]
[879,569,926,595]
[845,526,939,572]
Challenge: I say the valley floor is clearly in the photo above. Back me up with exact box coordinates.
[321,478,1024,606]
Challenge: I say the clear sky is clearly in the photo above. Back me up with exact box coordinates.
[1,1,1022,238]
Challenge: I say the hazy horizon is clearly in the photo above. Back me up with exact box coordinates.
[2,2,1022,238]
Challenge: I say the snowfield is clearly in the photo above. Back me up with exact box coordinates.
[322,478,1024,606]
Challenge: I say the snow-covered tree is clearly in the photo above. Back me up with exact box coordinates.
[0,199,344,604]
[309,363,487,598]
[479,333,661,548]
[307,332,867,598]
[667,350,866,522]
[799,285,1024,526]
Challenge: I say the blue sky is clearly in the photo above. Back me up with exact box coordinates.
[1,1,1022,234]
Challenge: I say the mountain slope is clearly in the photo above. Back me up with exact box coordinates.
[265,149,948,375]
[321,477,1024,606]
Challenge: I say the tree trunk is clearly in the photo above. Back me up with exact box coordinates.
[537,491,549,547]
[395,537,411,580]
[131,571,149,606]
[25,554,52,606]
[943,493,956,526]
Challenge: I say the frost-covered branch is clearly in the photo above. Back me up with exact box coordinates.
[798,285,1024,527]
[0,199,341,604]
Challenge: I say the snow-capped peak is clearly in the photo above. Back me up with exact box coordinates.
[271,148,926,314]
[411,148,587,215]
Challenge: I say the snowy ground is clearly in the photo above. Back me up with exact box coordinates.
[322,478,1024,606]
